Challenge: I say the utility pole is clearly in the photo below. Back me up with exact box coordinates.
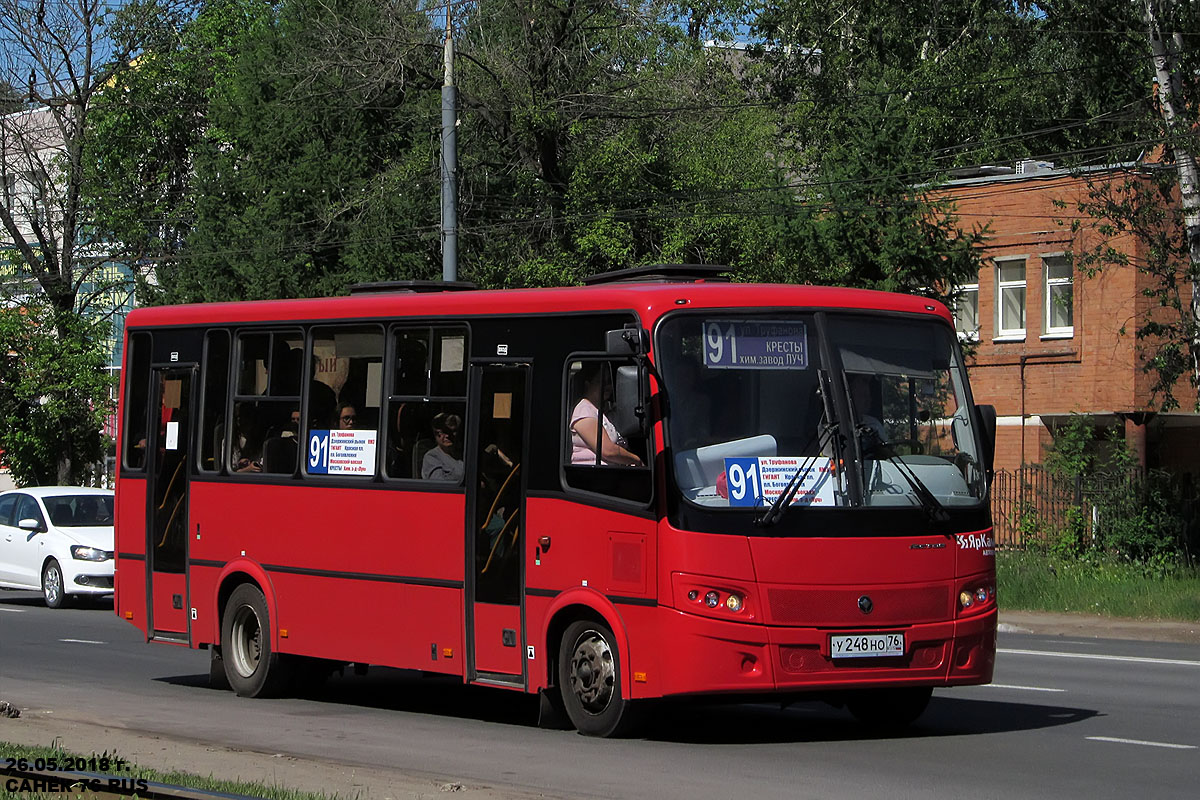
[441,2,458,282]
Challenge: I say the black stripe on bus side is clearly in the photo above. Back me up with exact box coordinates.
[118,552,146,561]
[189,559,223,569]
[525,586,657,608]
[261,563,463,590]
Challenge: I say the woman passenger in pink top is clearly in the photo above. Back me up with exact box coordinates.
[570,363,644,466]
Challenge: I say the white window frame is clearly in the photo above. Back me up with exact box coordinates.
[1042,253,1074,339]
[954,283,979,341]
[994,257,1027,341]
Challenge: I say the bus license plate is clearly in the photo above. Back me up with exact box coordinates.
[830,633,905,659]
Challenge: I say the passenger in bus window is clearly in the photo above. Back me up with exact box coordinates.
[570,363,643,467]
[422,412,464,482]
[334,402,358,430]
[229,403,263,473]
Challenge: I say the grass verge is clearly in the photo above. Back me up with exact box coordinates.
[0,740,342,800]
[997,549,1200,621]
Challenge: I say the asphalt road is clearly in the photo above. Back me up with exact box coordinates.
[1,589,1197,799]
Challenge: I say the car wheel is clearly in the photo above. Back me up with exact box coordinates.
[42,559,68,609]
[557,619,637,737]
[846,686,933,731]
[220,584,291,697]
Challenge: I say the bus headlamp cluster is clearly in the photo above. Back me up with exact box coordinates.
[686,587,745,613]
[958,583,996,613]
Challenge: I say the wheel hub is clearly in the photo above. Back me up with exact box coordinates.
[569,631,614,713]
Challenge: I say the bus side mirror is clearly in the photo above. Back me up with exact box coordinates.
[975,404,996,476]
[606,327,648,356]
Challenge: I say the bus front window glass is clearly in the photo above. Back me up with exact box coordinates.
[658,316,831,509]
[828,316,986,507]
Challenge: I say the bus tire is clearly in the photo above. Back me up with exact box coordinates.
[221,584,290,698]
[846,686,932,731]
[557,619,636,737]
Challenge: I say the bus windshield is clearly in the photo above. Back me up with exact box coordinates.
[657,312,986,512]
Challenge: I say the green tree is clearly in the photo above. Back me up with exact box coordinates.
[0,0,159,482]
[0,302,114,486]
[89,0,442,304]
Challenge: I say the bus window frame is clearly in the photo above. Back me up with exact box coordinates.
[197,329,232,475]
[227,327,304,479]
[300,322,387,482]
[381,321,471,487]
[559,351,654,510]
[121,330,153,473]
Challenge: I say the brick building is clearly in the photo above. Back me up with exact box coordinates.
[939,161,1199,474]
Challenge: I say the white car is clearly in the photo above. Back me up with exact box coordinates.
[0,487,115,608]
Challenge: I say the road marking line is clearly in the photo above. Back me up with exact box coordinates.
[58,638,105,645]
[1087,736,1197,750]
[983,683,1065,693]
[999,648,1200,667]
[0,608,26,613]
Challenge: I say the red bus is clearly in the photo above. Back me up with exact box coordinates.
[115,266,997,736]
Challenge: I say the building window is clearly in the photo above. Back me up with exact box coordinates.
[995,258,1026,339]
[954,284,979,340]
[1043,255,1074,337]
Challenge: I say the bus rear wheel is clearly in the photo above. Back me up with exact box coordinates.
[845,686,932,731]
[557,620,635,737]
[221,584,290,697]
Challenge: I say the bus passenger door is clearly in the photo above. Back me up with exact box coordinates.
[466,363,529,683]
[146,367,194,641]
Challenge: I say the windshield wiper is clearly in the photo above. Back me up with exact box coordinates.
[864,432,950,524]
[754,422,837,528]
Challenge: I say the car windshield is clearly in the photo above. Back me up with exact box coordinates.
[657,312,986,512]
[45,495,114,527]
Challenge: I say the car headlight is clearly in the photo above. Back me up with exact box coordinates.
[70,545,111,562]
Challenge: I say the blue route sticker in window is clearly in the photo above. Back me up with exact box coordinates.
[703,320,808,369]
[308,430,377,476]
[724,457,835,507]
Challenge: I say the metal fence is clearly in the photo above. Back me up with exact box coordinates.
[991,466,1083,546]
[990,465,1198,561]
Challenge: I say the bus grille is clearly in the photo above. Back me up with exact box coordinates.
[766,585,951,626]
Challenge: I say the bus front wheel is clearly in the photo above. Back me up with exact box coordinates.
[845,686,932,731]
[221,584,290,697]
[557,620,635,737]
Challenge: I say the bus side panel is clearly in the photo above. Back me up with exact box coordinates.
[269,573,464,675]
[525,498,657,601]
[115,477,148,635]
[190,481,465,673]
[524,498,657,696]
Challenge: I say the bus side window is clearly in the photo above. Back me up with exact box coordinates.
[123,332,152,471]
[306,325,385,478]
[386,326,468,482]
[230,330,302,475]
[199,331,230,473]
[563,359,651,504]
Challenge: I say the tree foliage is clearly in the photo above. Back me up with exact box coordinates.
[0,301,113,486]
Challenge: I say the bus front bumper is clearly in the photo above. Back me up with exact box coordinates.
[651,608,995,698]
